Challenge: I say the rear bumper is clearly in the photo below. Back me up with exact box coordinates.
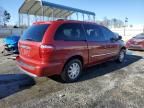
[16,56,63,77]
[126,44,144,50]
[127,46,144,51]
[18,66,38,77]
[128,48,144,51]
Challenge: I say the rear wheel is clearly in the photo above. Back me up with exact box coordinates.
[61,59,82,83]
[116,49,126,63]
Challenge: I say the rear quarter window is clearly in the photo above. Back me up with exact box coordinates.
[21,24,49,42]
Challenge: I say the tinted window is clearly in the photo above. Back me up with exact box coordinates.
[83,24,104,41]
[134,34,144,39]
[21,24,49,42]
[101,26,116,41]
[54,23,85,41]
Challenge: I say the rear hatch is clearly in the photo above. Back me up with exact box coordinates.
[19,24,50,62]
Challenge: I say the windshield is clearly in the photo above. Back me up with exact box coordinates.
[21,24,49,42]
[134,33,144,39]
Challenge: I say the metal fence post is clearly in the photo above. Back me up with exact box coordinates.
[10,29,12,35]
[82,13,84,21]
[42,6,44,21]
[76,12,79,20]
[27,14,30,27]
[124,26,126,36]
[51,8,54,21]
[21,14,23,27]
[93,15,95,22]
[19,14,21,27]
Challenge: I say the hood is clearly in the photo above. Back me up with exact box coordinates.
[3,36,20,45]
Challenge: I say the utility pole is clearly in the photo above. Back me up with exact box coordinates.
[124,17,128,36]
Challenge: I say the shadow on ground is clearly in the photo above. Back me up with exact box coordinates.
[51,54,142,83]
[79,54,142,82]
[0,74,35,99]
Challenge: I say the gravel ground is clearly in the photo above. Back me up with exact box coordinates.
[0,50,144,108]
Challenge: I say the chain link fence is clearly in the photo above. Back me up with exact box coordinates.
[0,28,25,38]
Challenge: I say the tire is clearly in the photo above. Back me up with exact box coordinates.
[61,59,82,83]
[116,49,126,63]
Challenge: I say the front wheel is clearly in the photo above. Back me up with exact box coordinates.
[61,59,82,83]
[116,49,126,63]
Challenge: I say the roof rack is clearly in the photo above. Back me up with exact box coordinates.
[19,0,96,27]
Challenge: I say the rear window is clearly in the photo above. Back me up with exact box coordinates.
[134,33,144,39]
[21,24,49,42]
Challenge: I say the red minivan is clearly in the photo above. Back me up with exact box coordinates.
[16,20,126,82]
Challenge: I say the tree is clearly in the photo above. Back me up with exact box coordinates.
[99,17,124,28]
[0,7,11,26]
[98,17,110,27]
[0,7,4,25]
[130,24,133,28]
[110,18,124,28]
[3,10,11,26]
[102,17,111,27]
[111,18,117,28]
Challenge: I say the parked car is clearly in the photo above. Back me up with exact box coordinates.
[2,35,20,55]
[16,20,126,82]
[126,33,144,50]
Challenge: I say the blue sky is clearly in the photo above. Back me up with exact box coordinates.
[0,0,144,25]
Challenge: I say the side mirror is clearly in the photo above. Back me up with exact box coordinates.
[110,36,122,42]
[118,36,122,40]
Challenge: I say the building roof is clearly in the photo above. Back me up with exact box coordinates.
[19,0,95,18]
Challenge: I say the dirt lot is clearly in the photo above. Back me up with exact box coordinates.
[0,50,144,108]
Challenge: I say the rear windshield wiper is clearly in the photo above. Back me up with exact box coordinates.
[25,38,34,41]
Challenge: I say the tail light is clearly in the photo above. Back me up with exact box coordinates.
[126,39,133,48]
[128,39,133,43]
[40,44,55,59]
[127,39,133,45]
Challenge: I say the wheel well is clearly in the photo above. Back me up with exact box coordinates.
[121,46,126,50]
[63,55,84,70]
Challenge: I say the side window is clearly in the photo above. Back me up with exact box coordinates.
[101,26,116,41]
[54,23,85,41]
[83,24,104,42]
